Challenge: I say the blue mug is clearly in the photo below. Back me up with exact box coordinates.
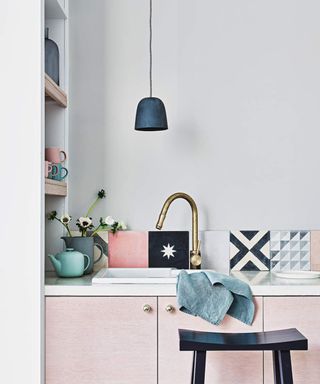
[50,163,68,181]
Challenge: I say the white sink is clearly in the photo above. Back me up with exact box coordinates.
[274,271,320,279]
[92,268,179,284]
[92,268,205,284]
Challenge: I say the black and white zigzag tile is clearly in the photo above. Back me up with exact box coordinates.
[270,231,310,271]
[230,231,270,271]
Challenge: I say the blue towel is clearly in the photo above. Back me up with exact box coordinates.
[176,270,255,326]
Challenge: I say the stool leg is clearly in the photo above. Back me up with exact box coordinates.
[191,351,206,384]
[278,351,293,384]
[191,352,195,384]
[273,351,281,384]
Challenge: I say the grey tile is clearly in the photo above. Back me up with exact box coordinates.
[270,231,310,271]
[199,231,230,274]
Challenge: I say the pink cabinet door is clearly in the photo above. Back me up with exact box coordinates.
[46,297,157,384]
[158,297,263,384]
[264,297,320,384]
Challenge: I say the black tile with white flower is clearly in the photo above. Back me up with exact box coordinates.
[148,231,189,269]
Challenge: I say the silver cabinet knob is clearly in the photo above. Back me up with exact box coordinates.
[165,304,175,313]
[143,304,152,313]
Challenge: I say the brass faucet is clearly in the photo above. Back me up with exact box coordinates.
[156,192,201,269]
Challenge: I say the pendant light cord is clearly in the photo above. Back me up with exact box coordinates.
[149,0,153,97]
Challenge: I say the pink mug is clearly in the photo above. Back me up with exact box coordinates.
[45,161,58,178]
[45,147,67,164]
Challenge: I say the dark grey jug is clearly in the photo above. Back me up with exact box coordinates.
[61,237,103,275]
[45,28,60,85]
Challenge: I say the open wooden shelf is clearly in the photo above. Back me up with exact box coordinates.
[45,179,67,196]
[45,73,67,108]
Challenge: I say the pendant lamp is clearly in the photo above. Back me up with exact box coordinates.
[135,0,168,131]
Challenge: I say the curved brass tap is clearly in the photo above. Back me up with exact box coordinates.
[156,192,201,269]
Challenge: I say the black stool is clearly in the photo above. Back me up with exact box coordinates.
[179,328,308,384]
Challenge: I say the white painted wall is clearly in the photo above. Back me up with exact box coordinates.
[69,0,320,231]
[0,0,43,383]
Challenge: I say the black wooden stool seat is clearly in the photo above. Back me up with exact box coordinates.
[179,328,307,351]
[179,328,308,384]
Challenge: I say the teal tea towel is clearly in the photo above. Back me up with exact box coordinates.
[176,271,255,325]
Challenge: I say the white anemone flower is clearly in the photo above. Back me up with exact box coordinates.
[60,214,71,224]
[78,217,92,228]
[105,216,115,226]
[118,221,127,230]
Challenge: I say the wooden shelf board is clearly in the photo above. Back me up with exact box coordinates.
[45,0,67,19]
[45,179,67,196]
[45,73,67,108]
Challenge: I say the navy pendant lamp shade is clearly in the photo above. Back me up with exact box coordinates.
[135,97,168,131]
[135,0,168,131]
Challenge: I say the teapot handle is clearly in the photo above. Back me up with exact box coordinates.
[93,242,104,264]
[83,254,90,272]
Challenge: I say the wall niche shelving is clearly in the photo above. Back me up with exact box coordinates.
[44,0,69,271]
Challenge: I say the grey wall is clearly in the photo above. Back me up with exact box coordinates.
[69,0,320,232]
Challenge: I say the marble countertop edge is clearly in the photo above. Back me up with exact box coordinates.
[45,271,320,297]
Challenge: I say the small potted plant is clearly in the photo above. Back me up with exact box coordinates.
[48,189,126,274]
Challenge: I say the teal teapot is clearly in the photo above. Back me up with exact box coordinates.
[48,248,90,277]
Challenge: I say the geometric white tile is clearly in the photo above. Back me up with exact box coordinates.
[230,231,270,271]
[270,231,310,271]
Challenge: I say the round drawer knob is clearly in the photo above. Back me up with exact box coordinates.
[143,304,152,313]
[165,304,175,313]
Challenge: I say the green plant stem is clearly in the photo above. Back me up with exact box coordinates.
[90,224,102,237]
[85,198,99,217]
[65,225,73,237]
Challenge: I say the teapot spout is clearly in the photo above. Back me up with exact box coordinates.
[48,254,62,275]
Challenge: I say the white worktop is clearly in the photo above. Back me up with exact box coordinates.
[45,270,320,296]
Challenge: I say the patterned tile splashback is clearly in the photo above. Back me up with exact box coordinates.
[95,229,319,273]
[229,230,312,272]
[108,231,190,269]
